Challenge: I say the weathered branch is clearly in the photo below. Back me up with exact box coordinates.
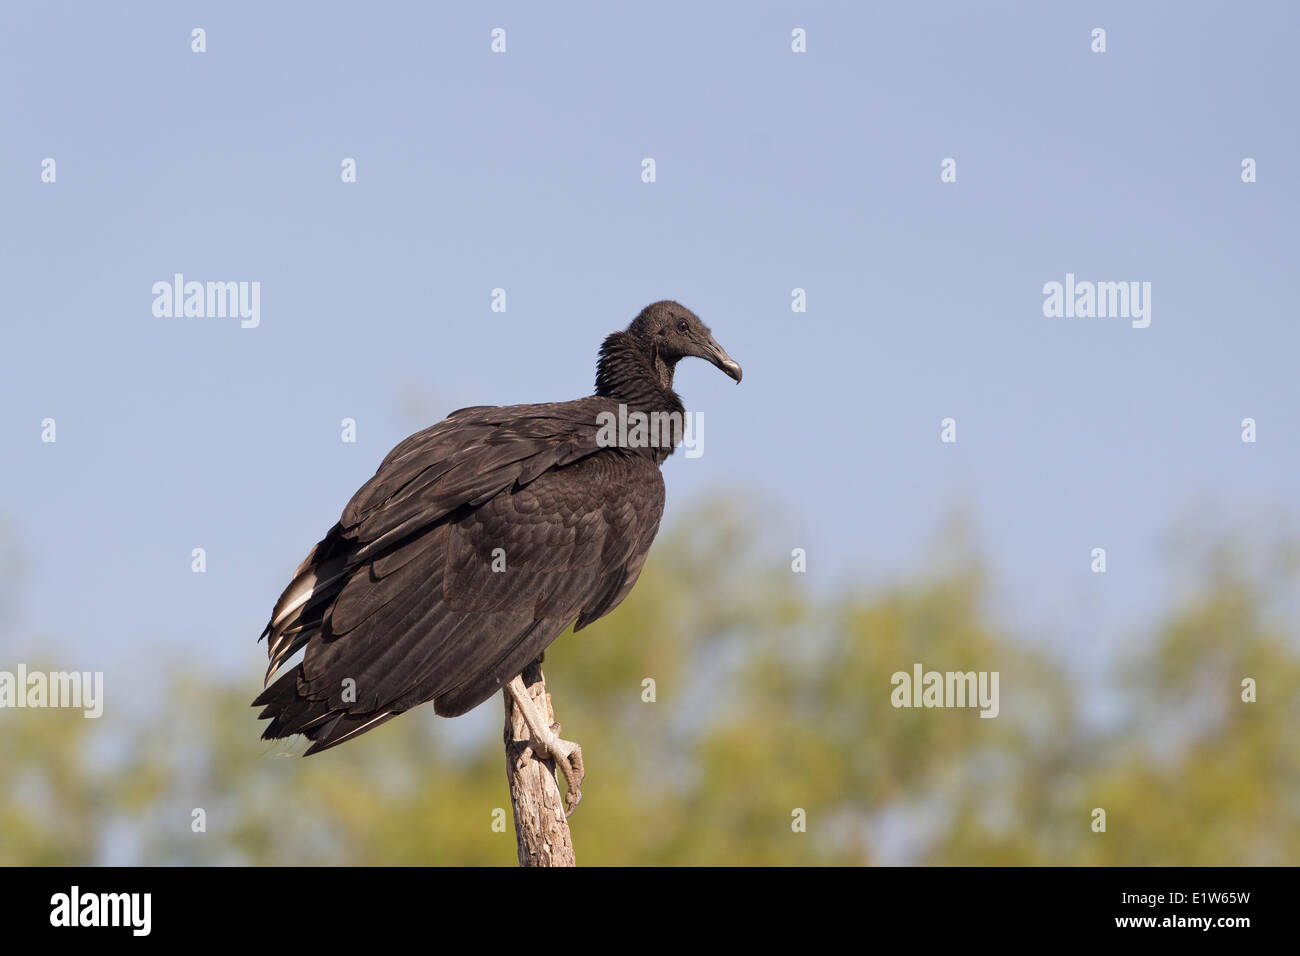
[503,659,576,867]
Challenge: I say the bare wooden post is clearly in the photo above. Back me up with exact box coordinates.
[503,659,576,867]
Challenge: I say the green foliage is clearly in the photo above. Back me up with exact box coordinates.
[2,499,1296,865]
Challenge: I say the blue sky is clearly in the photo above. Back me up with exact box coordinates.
[2,1,1297,702]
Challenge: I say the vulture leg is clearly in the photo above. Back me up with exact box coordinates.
[506,675,585,816]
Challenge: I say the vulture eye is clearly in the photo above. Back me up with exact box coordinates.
[677,320,690,333]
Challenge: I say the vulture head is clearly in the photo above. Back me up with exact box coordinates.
[627,300,743,383]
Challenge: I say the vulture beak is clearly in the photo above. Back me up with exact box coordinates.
[701,334,743,383]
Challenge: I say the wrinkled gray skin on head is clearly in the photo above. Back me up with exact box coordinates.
[626,300,743,385]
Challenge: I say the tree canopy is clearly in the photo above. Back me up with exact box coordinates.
[3,498,1295,866]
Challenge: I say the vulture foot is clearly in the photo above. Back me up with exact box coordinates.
[507,676,586,816]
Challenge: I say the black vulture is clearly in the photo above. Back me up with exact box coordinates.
[253,300,741,811]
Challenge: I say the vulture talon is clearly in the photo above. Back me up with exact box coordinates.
[508,676,586,815]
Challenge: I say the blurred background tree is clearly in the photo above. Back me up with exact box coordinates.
[1,498,1296,866]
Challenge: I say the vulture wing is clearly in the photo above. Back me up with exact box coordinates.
[254,397,664,753]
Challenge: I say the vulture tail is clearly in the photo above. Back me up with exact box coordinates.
[253,664,399,754]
